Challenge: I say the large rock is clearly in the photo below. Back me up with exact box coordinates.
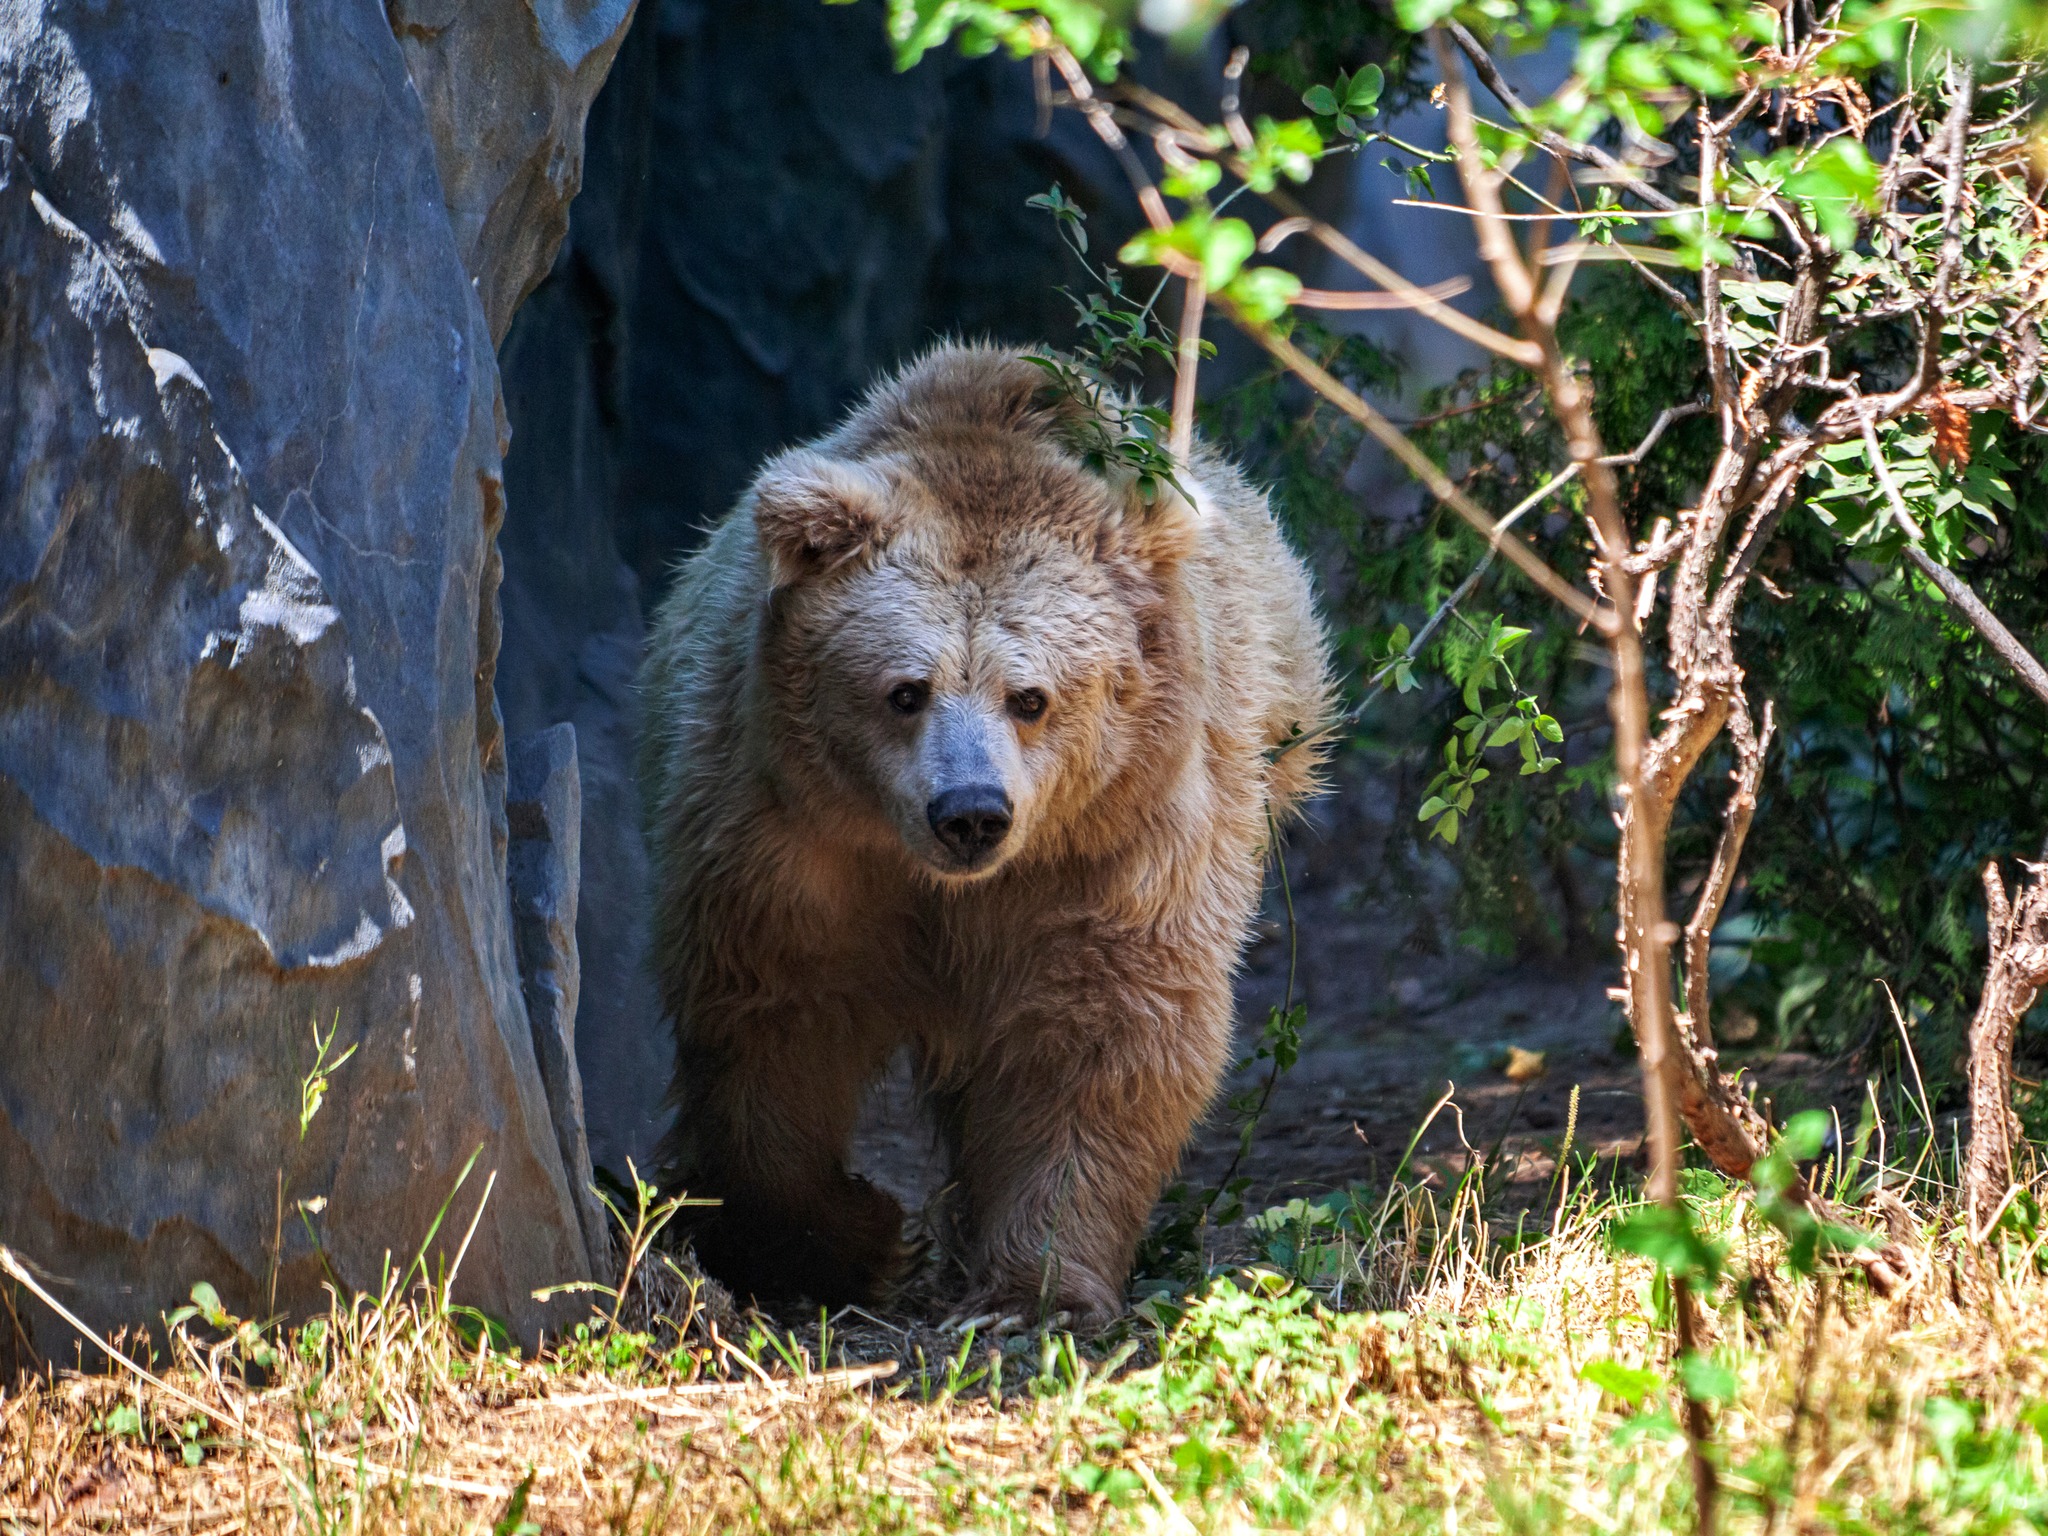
[506,724,610,1265]
[392,0,639,342]
[0,0,628,1348]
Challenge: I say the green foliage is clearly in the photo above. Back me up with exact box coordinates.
[1232,0,1420,101]
[906,0,2048,1112]
[167,1279,281,1373]
[1023,184,1189,500]
[1415,617,1562,846]
[1580,1355,1667,1408]
[868,0,1131,76]
[1337,213,2048,1086]
[1300,61,1384,124]
[299,1012,357,1142]
[1749,1111,1877,1275]
[1608,1199,1727,1291]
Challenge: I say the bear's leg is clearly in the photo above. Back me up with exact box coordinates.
[948,963,1231,1324]
[670,1016,908,1309]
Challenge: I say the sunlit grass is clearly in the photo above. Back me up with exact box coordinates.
[4,1126,2047,1533]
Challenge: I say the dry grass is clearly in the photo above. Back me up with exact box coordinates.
[5,1146,2048,1534]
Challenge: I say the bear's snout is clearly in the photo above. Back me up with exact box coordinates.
[926,784,1013,862]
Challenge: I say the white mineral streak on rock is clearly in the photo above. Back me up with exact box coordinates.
[236,509,340,651]
[145,346,204,393]
[256,0,304,149]
[381,821,416,928]
[110,200,162,264]
[305,911,383,968]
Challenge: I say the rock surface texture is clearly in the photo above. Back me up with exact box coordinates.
[506,724,610,1267]
[0,0,631,1346]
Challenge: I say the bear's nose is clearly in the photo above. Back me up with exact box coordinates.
[927,784,1013,861]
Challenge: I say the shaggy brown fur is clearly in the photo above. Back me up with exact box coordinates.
[640,343,1332,1321]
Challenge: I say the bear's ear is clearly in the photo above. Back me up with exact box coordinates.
[751,450,898,588]
[1107,472,1207,570]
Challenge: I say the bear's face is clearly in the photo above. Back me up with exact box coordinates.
[752,441,1190,884]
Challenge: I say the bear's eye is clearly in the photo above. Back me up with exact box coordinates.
[1009,688,1049,724]
[887,681,930,716]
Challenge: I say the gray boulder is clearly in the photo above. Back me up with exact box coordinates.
[0,0,630,1348]
[506,724,610,1266]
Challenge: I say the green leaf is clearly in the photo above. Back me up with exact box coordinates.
[1243,118,1322,192]
[1162,158,1222,201]
[189,1280,227,1325]
[1394,0,1460,29]
[1302,84,1339,116]
[1418,796,1449,821]
[1118,212,1256,290]
[1782,140,1880,251]
[1345,64,1385,112]
[1677,1351,1738,1406]
[1579,1357,1666,1408]
[1778,1109,1831,1163]
[493,1471,541,1536]
[1223,266,1303,325]
[1613,1406,1681,1445]
[1607,1202,1725,1287]
[1925,1397,1976,1461]
[1486,718,1526,749]
[1196,217,1256,289]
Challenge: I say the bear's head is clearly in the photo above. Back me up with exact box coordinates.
[746,347,1203,884]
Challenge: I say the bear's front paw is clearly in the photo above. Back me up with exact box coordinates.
[953,1269,1122,1334]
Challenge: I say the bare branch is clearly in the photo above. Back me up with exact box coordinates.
[1286,204,1544,368]
[1698,112,1739,422]
[1964,860,2048,1242]
[1171,274,1205,464]
[1294,276,1473,310]
[1109,74,1546,368]
[1233,315,1613,632]
[1603,401,1711,467]
[1046,45,1172,233]
[1855,406,2048,710]
[1445,22,1681,214]
[1683,698,1774,1043]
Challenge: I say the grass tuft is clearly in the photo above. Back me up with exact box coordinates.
[5,1128,2048,1531]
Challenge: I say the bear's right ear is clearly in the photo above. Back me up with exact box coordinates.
[751,450,898,588]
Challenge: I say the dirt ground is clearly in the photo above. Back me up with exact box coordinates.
[844,750,1857,1305]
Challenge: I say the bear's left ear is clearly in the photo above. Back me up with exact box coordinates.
[1109,472,1207,570]
[751,449,900,588]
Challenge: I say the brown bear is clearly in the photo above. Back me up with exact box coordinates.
[640,342,1332,1323]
